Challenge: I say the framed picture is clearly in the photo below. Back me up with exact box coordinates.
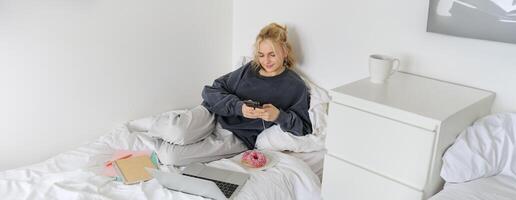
[427,0,516,44]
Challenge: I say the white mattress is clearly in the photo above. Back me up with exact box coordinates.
[0,124,322,200]
[429,175,516,200]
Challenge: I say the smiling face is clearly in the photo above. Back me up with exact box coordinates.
[257,39,286,77]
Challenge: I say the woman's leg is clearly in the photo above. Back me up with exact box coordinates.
[149,105,215,145]
[157,125,248,166]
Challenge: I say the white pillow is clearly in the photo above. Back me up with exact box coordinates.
[440,113,516,183]
[303,75,330,137]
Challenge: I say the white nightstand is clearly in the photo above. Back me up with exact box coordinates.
[321,72,495,200]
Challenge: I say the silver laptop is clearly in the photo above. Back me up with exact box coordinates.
[147,163,249,200]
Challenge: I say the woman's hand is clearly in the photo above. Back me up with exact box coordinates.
[242,104,262,119]
[257,104,279,122]
[242,103,279,122]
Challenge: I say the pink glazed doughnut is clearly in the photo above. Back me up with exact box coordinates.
[241,150,267,168]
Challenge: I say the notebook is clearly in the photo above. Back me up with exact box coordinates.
[113,155,156,184]
[102,150,155,177]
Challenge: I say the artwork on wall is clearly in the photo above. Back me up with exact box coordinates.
[427,0,516,44]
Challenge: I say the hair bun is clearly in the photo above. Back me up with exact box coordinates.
[272,23,287,32]
[278,23,287,31]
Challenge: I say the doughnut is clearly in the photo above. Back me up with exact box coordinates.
[241,150,267,168]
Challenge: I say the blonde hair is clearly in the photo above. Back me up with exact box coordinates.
[252,23,296,70]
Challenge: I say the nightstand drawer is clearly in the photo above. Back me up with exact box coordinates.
[322,155,423,200]
[326,102,435,190]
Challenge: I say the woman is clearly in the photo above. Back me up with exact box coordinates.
[157,23,312,166]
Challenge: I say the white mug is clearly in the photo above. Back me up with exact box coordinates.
[368,54,400,84]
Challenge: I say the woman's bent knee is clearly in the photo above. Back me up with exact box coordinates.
[149,105,215,145]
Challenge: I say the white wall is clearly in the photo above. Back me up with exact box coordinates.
[0,0,232,170]
[233,0,516,113]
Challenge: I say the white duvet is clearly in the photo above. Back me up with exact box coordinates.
[0,124,321,200]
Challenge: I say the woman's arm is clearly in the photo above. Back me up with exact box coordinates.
[267,88,313,136]
[201,66,246,117]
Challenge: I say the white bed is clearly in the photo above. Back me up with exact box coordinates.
[0,57,330,199]
[0,123,322,200]
[430,113,516,200]
[429,175,516,200]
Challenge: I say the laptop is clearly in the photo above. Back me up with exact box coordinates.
[147,163,249,200]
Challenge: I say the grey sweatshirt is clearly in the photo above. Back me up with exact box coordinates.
[201,62,312,149]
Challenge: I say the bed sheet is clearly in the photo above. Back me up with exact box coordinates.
[284,150,326,181]
[429,175,516,200]
[0,124,321,200]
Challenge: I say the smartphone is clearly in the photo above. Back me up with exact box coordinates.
[243,100,263,109]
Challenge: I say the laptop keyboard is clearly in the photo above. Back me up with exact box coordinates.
[183,174,239,198]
